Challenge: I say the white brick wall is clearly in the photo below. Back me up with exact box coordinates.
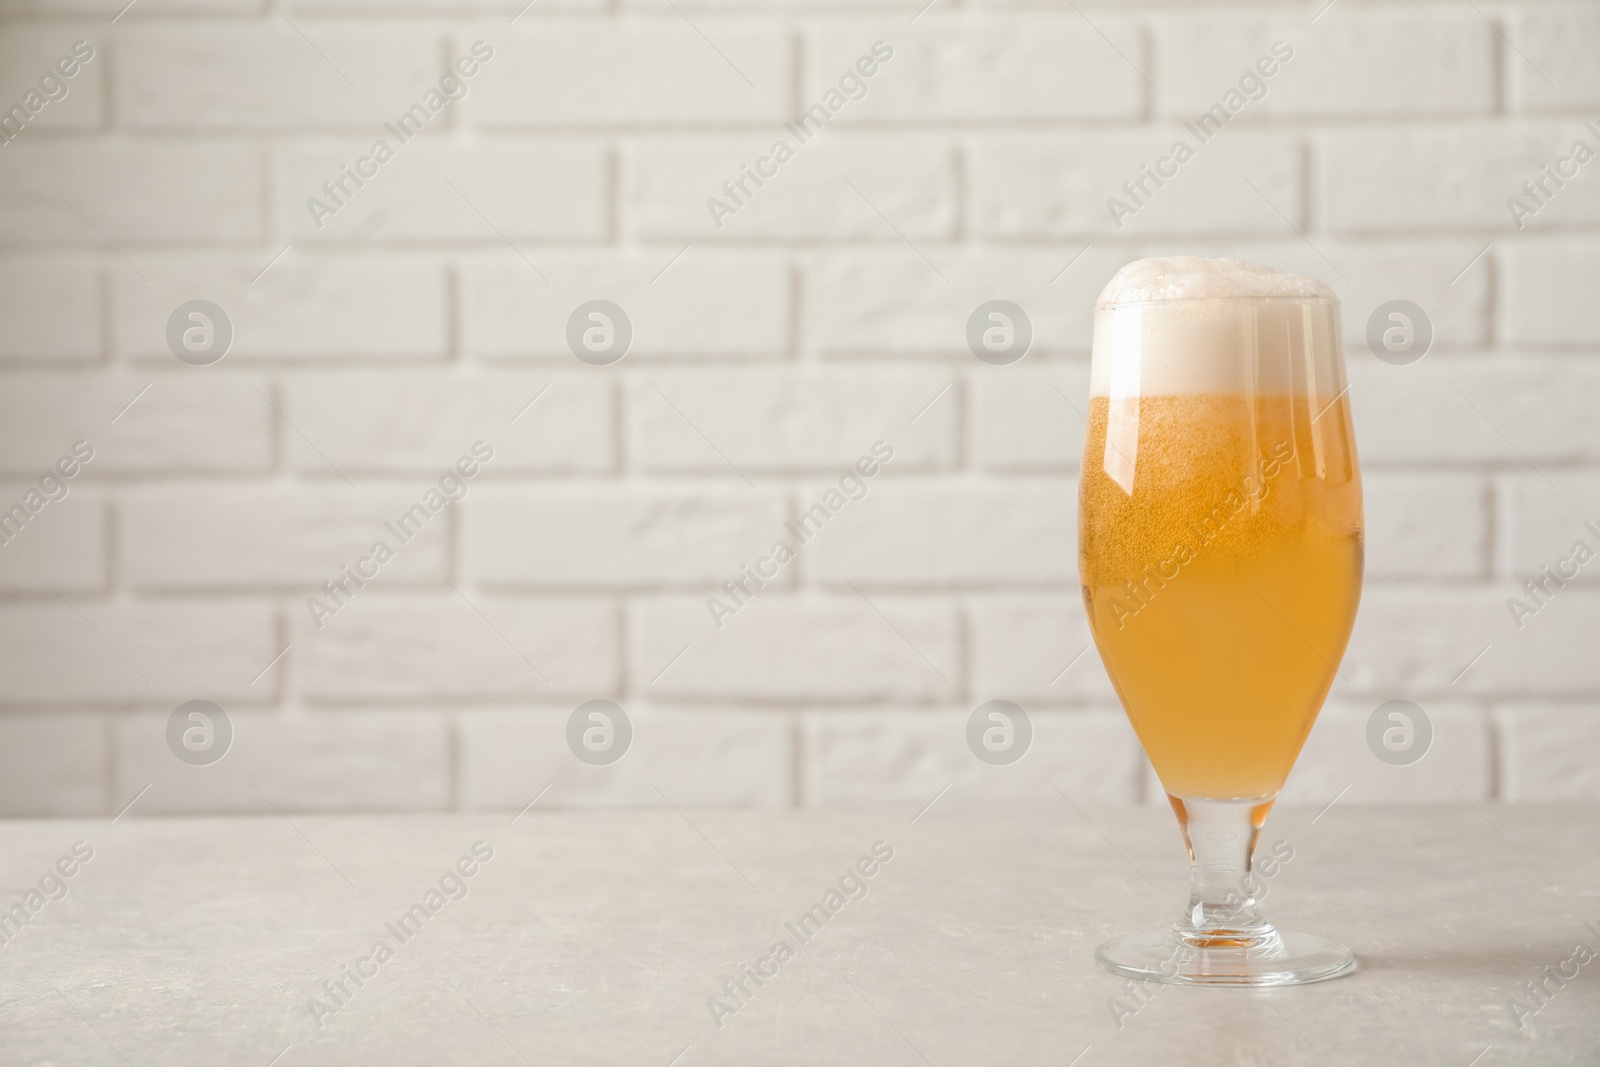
[0,0,1594,815]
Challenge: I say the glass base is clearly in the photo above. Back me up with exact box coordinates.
[1097,925,1356,987]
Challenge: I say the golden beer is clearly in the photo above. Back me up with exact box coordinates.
[1080,393,1362,799]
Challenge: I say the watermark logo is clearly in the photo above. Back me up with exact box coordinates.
[1506,122,1600,230]
[965,300,1032,365]
[1217,838,1294,917]
[1103,442,1294,629]
[1106,40,1293,228]
[167,700,232,766]
[1508,922,1600,1031]
[707,841,894,1030]
[305,840,494,1028]
[705,40,895,230]
[0,440,93,550]
[166,300,233,366]
[707,441,894,630]
[567,700,631,766]
[1108,938,1198,1028]
[966,700,1032,765]
[305,41,495,230]
[307,442,494,630]
[566,300,631,366]
[1506,520,1600,630]
[0,41,95,148]
[1366,300,1431,366]
[0,841,93,952]
[1366,699,1431,766]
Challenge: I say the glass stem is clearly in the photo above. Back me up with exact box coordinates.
[1169,795,1276,944]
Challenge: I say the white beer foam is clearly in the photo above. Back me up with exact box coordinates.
[1089,257,1343,400]
[1096,256,1335,307]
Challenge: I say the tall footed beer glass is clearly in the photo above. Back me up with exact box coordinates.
[1080,258,1362,985]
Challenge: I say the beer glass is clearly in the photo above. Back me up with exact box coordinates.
[1079,258,1361,986]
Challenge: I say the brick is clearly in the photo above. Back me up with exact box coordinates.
[1344,587,1600,698]
[1156,11,1493,118]
[809,480,1077,588]
[1363,474,1487,580]
[283,371,613,473]
[0,30,103,137]
[297,595,617,701]
[625,134,955,241]
[114,256,446,361]
[628,368,957,473]
[114,711,450,814]
[1496,705,1600,800]
[807,247,1123,358]
[1513,6,1600,112]
[973,363,1091,471]
[468,488,788,588]
[1322,124,1600,234]
[1503,475,1600,582]
[1279,701,1492,804]
[122,487,448,591]
[475,23,790,126]
[973,130,1300,238]
[1504,243,1600,347]
[281,140,608,243]
[0,714,107,816]
[801,708,1141,805]
[971,597,1119,703]
[0,144,262,245]
[116,26,444,130]
[632,596,959,702]
[0,487,105,593]
[459,708,791,809]
[805,18,1142,122]
[1349,357,1600,466]
[463,253,789,362]
[0,262,99,361]
[0,602,275,705]
[0,373,272,475]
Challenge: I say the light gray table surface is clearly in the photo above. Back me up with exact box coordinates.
[0,803,1594,1065]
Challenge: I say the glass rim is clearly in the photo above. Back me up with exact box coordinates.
[1095,294,1340,311]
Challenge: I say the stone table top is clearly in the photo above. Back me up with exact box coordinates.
[0,803,1594,1065]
